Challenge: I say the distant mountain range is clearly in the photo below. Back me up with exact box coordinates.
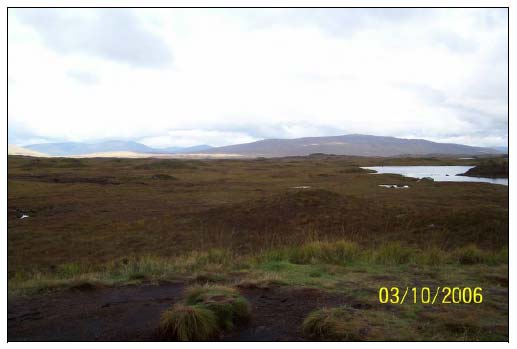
[197,134,501,157]
[492,146,508,154]
[9,134,502,158]
[8,144,49,157]
[24,141,213,156]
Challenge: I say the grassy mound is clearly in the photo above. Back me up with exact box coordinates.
[302,306,367,341]
[159,285,250,341]
[185,285,250,330]
[159,304,218,341]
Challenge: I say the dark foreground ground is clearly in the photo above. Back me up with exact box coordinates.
[9,278,508,341]
[9,282,346,341]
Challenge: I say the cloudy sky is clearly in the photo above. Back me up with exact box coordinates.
[8,8,508,148]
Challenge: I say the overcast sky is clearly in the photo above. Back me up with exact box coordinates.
[8,8,508,148]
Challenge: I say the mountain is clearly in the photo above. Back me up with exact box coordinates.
[492,146,508,154]
[26,141,154,156]
[8,144,49,157]
[199,134,501,157]
[25,141,213,156]
[19,135,501,158]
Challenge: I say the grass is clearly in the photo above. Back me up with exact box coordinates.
[8,240,508,295]
[7,241,508,341]
[159,285,250,340]
[184,285,250,330]
[302,306,366,340]
[159,304,219,341]
[288,240,361,265]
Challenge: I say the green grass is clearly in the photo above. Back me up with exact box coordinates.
[158,285,250,340]
[263,240,508,267]
[159,304,219,341]
[8,240,508,295]
[288,240,361,264]
[184,285,250,330]
[302,306,366,340]
[7,240,508,341]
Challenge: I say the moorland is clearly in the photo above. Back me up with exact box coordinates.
[7,154,508,341]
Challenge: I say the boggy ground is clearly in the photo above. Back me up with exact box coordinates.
[8,155,508,271]
[8,261,509,341]
[7,154,508,341]
[8,282,344,341]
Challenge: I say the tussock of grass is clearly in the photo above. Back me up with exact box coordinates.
[184,285,250,330]
[452,244,508,265]
[302,306,365,340]
[158,285,250,341]
[159,304,218,341]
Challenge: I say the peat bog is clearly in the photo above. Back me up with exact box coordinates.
[7,155,508,341]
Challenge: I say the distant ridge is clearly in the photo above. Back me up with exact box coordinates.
[8,145,49,157]
[25,141,213,156]
[14,134,501,158]
[493,146,508,154]
[198,134,500,158]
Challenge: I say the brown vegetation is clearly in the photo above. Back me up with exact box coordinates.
[7,155,508,341]
[8,155,507,274]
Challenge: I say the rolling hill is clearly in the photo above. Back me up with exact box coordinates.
[25,141,213,156]
[199,134,500,157]
[8,145,49,157]
[14,135,501,158]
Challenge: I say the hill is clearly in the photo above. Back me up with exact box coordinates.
[19,135,500,158]
[25,141,213,156]
[200,134,500,157]
[8,145,48,157]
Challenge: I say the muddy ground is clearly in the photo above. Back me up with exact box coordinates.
[8,282,355,341]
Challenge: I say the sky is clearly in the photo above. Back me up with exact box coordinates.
[8,8,508,148]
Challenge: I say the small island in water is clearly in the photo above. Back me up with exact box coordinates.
[460,158,508,179]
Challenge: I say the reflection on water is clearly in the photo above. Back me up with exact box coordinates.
[362,166,508,186]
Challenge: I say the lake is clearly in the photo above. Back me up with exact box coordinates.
[362,166,508,186]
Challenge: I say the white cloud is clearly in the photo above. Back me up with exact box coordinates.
[8,8,508,148]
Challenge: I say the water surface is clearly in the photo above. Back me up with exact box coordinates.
[362,166,508,186]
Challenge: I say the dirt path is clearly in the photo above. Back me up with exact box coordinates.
[8,282,351,341]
